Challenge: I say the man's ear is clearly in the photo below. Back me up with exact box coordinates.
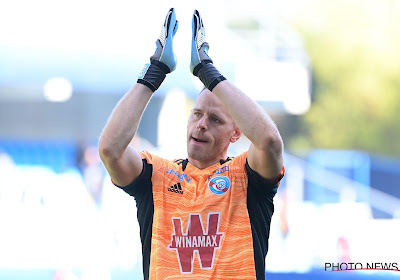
[230,127,242,143]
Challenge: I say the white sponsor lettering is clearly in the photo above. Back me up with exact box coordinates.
[173,235,219,248]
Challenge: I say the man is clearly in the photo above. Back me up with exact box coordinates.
[99,8,285,280]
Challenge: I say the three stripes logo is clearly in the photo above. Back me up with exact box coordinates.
[168,182,184,194]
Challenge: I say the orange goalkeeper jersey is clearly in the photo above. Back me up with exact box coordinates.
[116,151,284,280]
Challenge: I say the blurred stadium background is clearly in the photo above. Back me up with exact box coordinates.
[1,0,399,279]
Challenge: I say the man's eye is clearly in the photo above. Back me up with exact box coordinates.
[212,117,220,123]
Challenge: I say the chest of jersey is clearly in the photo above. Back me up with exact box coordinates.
[148,159,257,279]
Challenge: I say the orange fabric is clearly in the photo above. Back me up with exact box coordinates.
[139,151,257,280]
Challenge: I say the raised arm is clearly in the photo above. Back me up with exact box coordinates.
[190,10,283,180]
[212,81,284,180]
[98,8,179,186]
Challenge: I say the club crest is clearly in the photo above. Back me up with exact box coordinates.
[208,176,230,195]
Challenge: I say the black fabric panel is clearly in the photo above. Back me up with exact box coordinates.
[116,159,154,280]
[245,160,279,280]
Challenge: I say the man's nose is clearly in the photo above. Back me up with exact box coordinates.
[197,116,208,130]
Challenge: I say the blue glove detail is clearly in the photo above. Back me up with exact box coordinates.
[138,63,150,80]
[138,8,179,92]
[190,10,225,91]
[151,8,179,73]
[190,10,212,75]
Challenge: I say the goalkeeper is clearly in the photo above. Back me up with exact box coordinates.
[99,8,284,280]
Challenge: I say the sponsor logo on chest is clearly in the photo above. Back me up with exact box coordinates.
[166,168,192,182]
[168,212,224,274]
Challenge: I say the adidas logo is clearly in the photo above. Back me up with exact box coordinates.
[168,182,184,194]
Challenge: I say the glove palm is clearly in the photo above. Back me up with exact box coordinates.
[138,8,178,92]
[151,8,179,72]
[190,10,212,75]
[190,10,225,91]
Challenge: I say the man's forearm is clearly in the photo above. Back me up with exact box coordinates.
[212,80,282,151]
[98,83,153,159]
[190,10,282,154]
[98,9,178,186]
[100,7,178,158]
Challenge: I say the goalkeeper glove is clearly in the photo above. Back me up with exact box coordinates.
[190,10,226,91]
[138,8,179,92]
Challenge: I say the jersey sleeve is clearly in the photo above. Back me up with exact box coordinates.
[233,151,285,195]
[114,151,154,197]
[234,151,285,195]
[245,160,284,196]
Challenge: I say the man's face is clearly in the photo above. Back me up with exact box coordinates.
[187,89,240,167]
